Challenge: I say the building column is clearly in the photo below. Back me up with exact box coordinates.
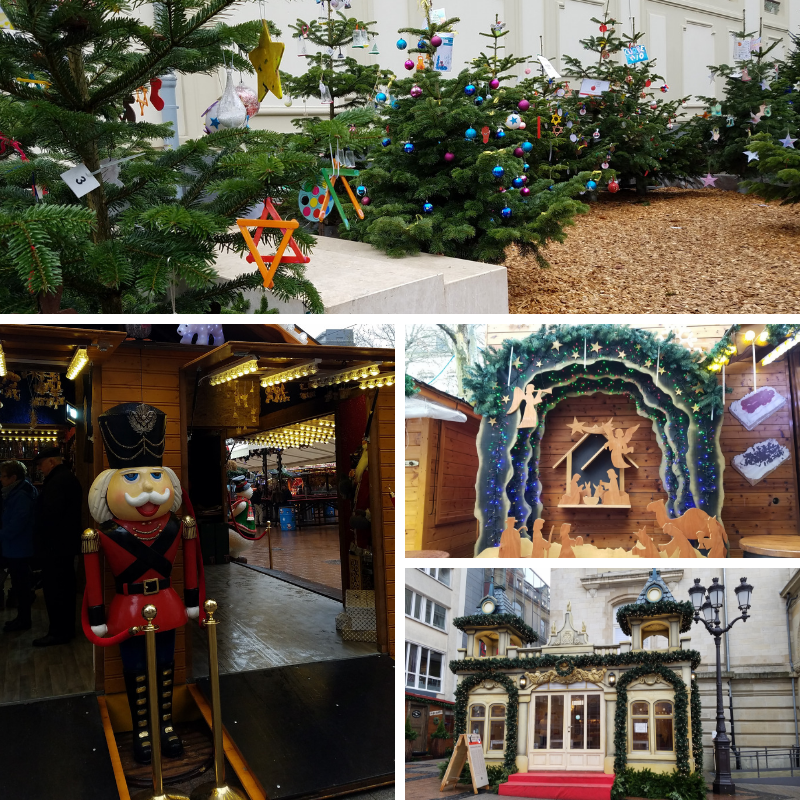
[516,696,529,773]
[631,621,642,651]
[159,71,180,150]
[669,619,680,648]
[467,632,475,657]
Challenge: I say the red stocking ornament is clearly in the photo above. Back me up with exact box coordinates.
[150,77,164,111]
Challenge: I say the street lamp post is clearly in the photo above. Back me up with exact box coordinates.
[688,576,754,795]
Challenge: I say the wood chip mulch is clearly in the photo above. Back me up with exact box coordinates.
[506,187,800,314]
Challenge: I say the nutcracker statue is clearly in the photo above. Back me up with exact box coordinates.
[81,403,204,764]
[229,475,256,535]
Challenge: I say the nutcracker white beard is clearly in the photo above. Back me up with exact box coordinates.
[125,487,171,507]
[89,467,182,523]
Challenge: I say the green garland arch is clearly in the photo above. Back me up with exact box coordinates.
[454,671,519,774]
[465,325,725,553]
[613,664,690,775]
[691,679,703,767]
[615,600,695,637]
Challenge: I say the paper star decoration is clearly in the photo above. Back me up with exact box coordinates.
[249,20,285,101]
[658,366,666,375]
[795,82,800,92]
[502,395,510,403]
[617,349,626,358]
[760,78,771,90]
[741,68,751,82]
[675,388,683,395]
[692,403,701,412]
[491,381,499,388]
[571,351,580,359]
[701,173,717,187]
[551,340,562,352]
[536,361,543,367]
[590,342,602,353]
[744,149,759,162]
[780,131,798,149]
[644,359,652,367]
[488,417,497,426]
[512,357,522,368]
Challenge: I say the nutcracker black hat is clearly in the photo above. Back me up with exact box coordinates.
[98,403,167,469]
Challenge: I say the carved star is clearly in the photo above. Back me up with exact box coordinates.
[551,340,562,352]
[571,351,580,359]
[675,388,683,395]
[644,359,653,367]
[536,361,543,368]
[617,349,626,358]
[488,417,497,426]
[590,342,602,353]
[568,417,585,436]
[491,381,499,388]
[692,403,701,412]
[502,395,510,403]
[658,367,666,375]
[513,358,522,368]
[694,384,704,393]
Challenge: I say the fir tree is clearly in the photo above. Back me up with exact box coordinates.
[743,130,800,204]
[282,3,392,120]
[695,30,799,178]
[560,12,703,194]
[0,0,322,313]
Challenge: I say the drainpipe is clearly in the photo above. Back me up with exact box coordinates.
[785,592,800,762]
[722,569,738,767]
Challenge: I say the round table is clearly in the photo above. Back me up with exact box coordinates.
[739,536,800,558]
[406,549,450,559]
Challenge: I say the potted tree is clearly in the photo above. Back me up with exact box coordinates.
[405,716,418,761]
[429,716,451,758]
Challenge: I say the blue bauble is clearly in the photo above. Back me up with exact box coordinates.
[396,38,407,50]
[375,92,387,103]
[496,128,506,139]
[512,177,524,189]
[417,38,427,50]
[523,163,530,172]
[356,185,367,197]
[404,142,415,154]
[381,137,391,147]
[423,202,434,214]
[522,141,534,153]
[465,127,477,141]
[474,96,484,106]
[464,84,477,96]
[586,179,597,190]
[492,165,505,179]
[501,206,512,219]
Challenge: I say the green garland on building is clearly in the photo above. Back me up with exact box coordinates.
[406,375,420,397]
[453,671,519,774]
[452,613,538,644]
[613,664,690,775]
[691,678,703,767]
[405,692,455,708]
[615,600,695,637]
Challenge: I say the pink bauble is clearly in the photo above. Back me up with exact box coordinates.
[518,98,530,111]
[444,152,455,162]
[490,78,500,90]
[525,68,532,75]
[520,175,528,185]
[235,83,260,118]
[430,34,443,48]
[410,84,423,98]
[518,121,526,130]
[514,147,524,157]
[520,187,531,197]
[404,59,415,70]
[361,196,371,205]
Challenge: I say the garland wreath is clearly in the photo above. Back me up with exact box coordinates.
[691,678,703,767]
[454,670,519,774]
[405,691,455,708]
[464,324,726,552]
[405,375,420,396]
[453,613,539,644]
[615,600,695,637]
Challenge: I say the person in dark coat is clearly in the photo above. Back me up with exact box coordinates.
[31,447,83,646]
[0,460,37,631]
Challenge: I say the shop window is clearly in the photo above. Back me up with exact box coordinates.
[406,589,447,631]
[489,704,506,751]
[655,701,674,751]
[550,695,564,749]
[587,694,601,750]
[631,701,650,751]
[470,704,485,744]
[533,695,548,749]
[405,642,444,692]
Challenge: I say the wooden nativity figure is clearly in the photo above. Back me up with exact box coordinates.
[506,384,551,428]
[81,403,204,764]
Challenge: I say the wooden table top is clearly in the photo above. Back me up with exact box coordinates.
[739,536,800,558]
[406,549,450,559]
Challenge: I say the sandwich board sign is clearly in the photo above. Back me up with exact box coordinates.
[440,733,489,795]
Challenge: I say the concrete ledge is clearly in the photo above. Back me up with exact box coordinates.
[213,234,509,313]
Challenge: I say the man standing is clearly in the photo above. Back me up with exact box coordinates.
[31,446,83,647]
[0,460,37,632]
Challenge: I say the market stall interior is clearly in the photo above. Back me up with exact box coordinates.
[0,323,395,800]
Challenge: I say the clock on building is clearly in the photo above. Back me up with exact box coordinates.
[646,585,663,603]
[481,597,496,614]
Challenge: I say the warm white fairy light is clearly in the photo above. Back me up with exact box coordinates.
[310,363,382,388]
[0,343,6,377]
[66,347,89,380]
[260,360,320,388]
[209,358,259,386]
[359,373,395,390]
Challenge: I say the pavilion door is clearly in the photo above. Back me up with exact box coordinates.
[529,691,604,771]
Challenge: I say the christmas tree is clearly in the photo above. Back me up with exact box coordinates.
[282,2,392,120]
[695,30,799,178]
[743,130,800,203]
[559,12,704,194]
[344,11,591,265]
[0,0,322,313]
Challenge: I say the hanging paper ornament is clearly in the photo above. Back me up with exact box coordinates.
[381,137,392,147]
[625,74,633,83]
[514,146,524,157]
[525,68,532,75]
[518,98,530,111]
[296,34,308,57]
[356,185,367,197]
[150,77,164,111]
[352,27,368,48]
[592,128,601,139]
[522,141,533,153]
[579,106,587,116]
[403,142,415,154]
[375,92,387,103]
[343,148,356,168]
[330,0,343,9]
[474,96,484,106]
[319,82,332,104]
[444,152,455,162]
[490,78,500,90]
[416,56,425,70]
[404,59,414,70]
[501,206,512,219]
[601,161,609,169]
[726,115,735,127]
[570,133,578,142]
[608,179,620,193]
[134,85,147,115]
[299,182,334,221]
[249,20,285,101]
[235,83,260,118]
[764,105,772,117]
[520,187,531,197]
[601,50,610,59]
[465,84,477,96]
[122,94,136,122]
[505,113,522,129]
[217,68,247,129]
[431,34,443,48]
[481,126,491,143]
[396,38,407,50]
[511,177,524,189]
[485,93,492,101]
[496,128,506,139]
[368,38,380,55]
[492,165,505,179]
[644,79,652,87]
[465,127,477,141]
[423,202,434,213]
[410,85,423,98]
[586,179,597,190]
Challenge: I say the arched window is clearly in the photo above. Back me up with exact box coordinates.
[655,701,674,752]
[631,701,650,751]
[489,704,506,751]
[469,704,485,744]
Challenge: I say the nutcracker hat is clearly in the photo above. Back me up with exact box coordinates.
[98,403,167,469]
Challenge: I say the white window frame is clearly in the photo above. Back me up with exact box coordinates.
[406,588,447,631]
[405,641,445,692]
[418,567,452,587]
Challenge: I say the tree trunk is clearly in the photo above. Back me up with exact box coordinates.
[437,324,474,398]
[635,176,648,196]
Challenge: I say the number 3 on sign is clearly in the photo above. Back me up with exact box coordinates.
[60,164,101,198]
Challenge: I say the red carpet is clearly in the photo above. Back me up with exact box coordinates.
[499,771,615,800]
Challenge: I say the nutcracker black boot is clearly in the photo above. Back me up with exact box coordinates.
[123,669,153,764]
[158,661,184,758]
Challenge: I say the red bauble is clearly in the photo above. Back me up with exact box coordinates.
[607,180,620,193]
[599,24,608,32]
[644,79,652,87]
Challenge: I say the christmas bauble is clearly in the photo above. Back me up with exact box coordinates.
[601,161,609,169]
[356,185,367,197]
[570,133,578,142]
[505,113,522,129]
[520,175,528,185]
[403,142,415,154]
[410,85,423,98]
[599,23,608,32]
[492,165,505,179]
[464,84,477,96]
[465,127,477,140]
[404,59,414,70]
[423,202,434,213]
[518,98,531,111]
[431,34,443,48]
[593,129,601,139]
[396,38,407,50]
[522,141,533,153]
[444,152,455,162]
[498,187,506,193]
[525,68,532,75]
[501,206,512,219]
[376,92,387,103]
[661,84,669,93]
[474,96,484,105]
[586,180,597,190]
[361,196,371,206]
[608,179,620,193]
[523,163,530,172]
[512,177,524,189]
[235,83,260,118]
[490,78,500,90]
[298,182,334,221]
[644,79,652,87]
[496,128,506,139]
[520,187,531,197]
[381,137,392,147]
[514,147,524,157]
[625,74,633,83]
[519,121,527,130]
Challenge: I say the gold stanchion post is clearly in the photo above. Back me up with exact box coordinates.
[191,600,247,800]
[132,605,190,800]
[266,521,273,570]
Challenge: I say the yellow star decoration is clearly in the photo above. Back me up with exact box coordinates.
[536,360,543,367]
[590,342,602,353]
[692,403,701,412]
[502,395,510,403]
[675,388,682,396]
[659,367,666,375]
[491,381,499,389]
[571,351,580,360]
[644,359,653,367]
[249,20,285,101]
[551,340,562,352]
[488,417,497,426]
[617,349,626,358]
[512,357,522,368]
[694,384,705,394]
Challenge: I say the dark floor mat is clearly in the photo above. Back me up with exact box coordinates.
[198,653,394,800]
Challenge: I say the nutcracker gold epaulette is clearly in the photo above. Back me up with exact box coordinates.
[182,516,197,540]
[81,528,100,554]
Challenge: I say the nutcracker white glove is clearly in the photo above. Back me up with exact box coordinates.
[91,624,108,637]
[187,606,199,620]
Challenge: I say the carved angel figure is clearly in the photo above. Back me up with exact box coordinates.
[506,384,551,428]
